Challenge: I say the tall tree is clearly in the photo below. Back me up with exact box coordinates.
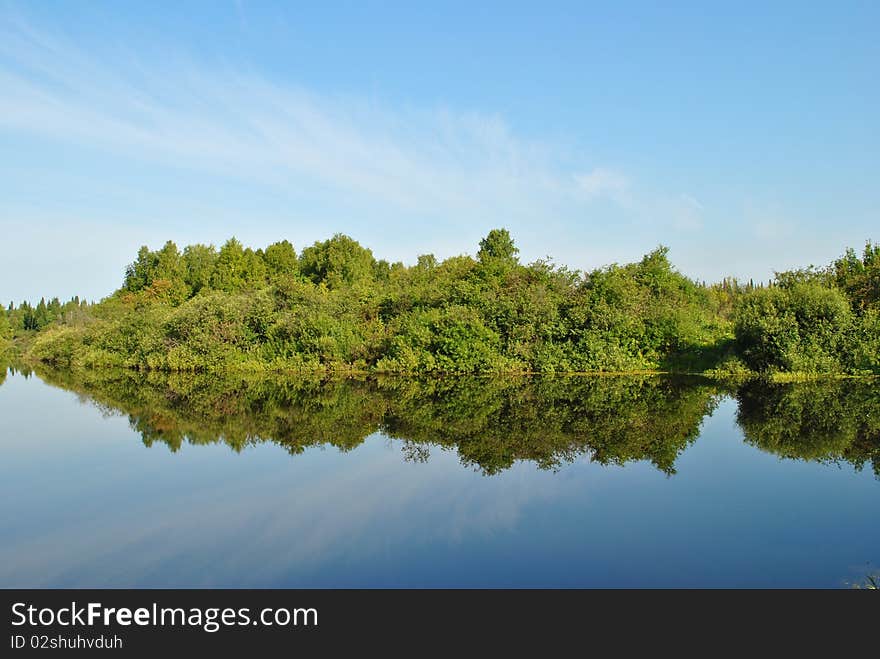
[478,228,519,265]
[208,238,268,292]
[123,245,156,292]
[263,240,299,278]
[182,244,218,296]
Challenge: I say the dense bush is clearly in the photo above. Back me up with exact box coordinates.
[734,283,854,373]
[733,243,880,375]
[0,309,11,345]
[15,230,879,376]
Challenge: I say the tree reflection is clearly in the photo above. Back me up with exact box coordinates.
[0,357,32,387]
[25,366,880,477]
[379,376,719,474]
[33,367,720,475]
[736,379,880,476]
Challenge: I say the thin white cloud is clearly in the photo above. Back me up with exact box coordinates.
[671,193,705,230]
[573,168,629,202]
[0,19,618,228]
[679,193,704,212]
[745,201,797,240]
[7,16,765,301]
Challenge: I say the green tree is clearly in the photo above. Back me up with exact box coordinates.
[0,308,11,342]
[210,238,247,292]
[416,254,437,269]
[34,298,49,329]
[155,241,184,281]
[241,247,268,288]
[182,244,218,296]
[478,228,519,265]
[299,234,376,288]
[262,240,299,279]
[833,241,880,311]
[734,282,853,373]
[123,246,155,292]
[22,232,880,378]
[121,241,188,303]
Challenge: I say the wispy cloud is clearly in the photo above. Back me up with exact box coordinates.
[573,168,629,202]
[745,201,797,240]
[671,193,704,230]
[0,18,609,227]
[0,15,723,301]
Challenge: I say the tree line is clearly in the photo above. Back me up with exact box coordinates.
[4,229,878,376]
[3,297,90,333]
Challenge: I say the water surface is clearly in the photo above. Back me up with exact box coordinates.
[0,366,877,587]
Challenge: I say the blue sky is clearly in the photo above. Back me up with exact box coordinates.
[1,1,878,302]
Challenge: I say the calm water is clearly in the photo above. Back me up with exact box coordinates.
[0,366,877,588]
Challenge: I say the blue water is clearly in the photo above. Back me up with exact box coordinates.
[0,370,877,587]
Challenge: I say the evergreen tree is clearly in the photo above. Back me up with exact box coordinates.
[241,247,268,288]
[478,228,519,265]
[34,298,49,330]
[123,245,157,292]
[210,238,247,292]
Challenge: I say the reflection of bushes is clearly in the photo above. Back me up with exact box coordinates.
[736,380,880,476]
[30,366,879,477]
[381,376,719,475]
[37,368,383,454]
[34,367,719,475]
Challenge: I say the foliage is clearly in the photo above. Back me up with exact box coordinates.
[736,379,880,476]
[0,307,11,345]
[181,243,218,296]
[299,233,376,288]
[734,283,853,373]
[15,230,879,376]
[263,240,299,280]
[33,367,719,475]
[25,364,880,478]
[5,296,90,334]
[832,241,880,312]
[733,272,880,375]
